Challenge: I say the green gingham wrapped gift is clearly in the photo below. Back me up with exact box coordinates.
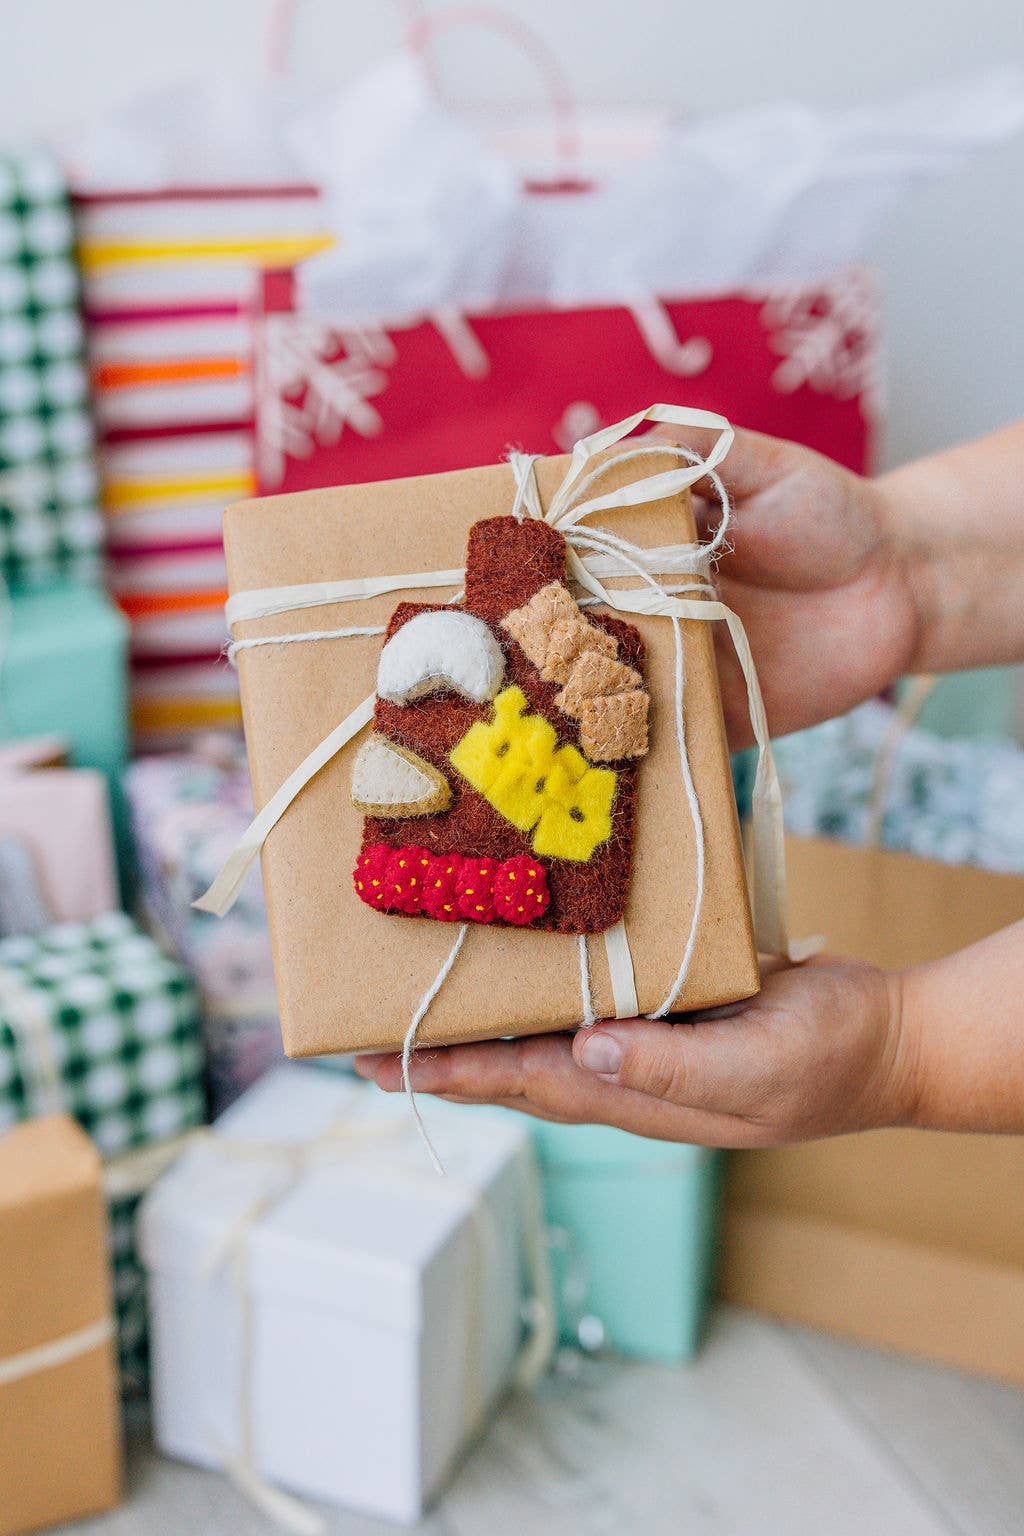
[0,147,103,589]
[0,911,205,1398]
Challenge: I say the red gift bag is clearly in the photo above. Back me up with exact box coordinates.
[254,265,878,495]
[254,2,878,492]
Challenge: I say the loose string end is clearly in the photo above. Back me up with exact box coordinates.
[400,924,470,1176]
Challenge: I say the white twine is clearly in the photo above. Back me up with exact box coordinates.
[401,922,469,1176]
[650,617,705,1018]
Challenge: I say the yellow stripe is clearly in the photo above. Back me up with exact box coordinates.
[78,232,334,271]
[133,696,243,733]
[103,472,255,511]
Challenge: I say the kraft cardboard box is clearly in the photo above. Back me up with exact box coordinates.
[0,1115,122,1535]
[721,833,1024,1384]
[222,447,760,1056]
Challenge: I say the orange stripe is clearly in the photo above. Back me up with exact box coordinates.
[118,588,228,618]
[94,357,250,390]
[133,696,243,733]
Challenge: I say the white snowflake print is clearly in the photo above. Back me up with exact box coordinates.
[759,269,882,417]
[255,317,396,488]
[553,401,604,451]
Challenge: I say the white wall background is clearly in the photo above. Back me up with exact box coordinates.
[4,0,1024,471]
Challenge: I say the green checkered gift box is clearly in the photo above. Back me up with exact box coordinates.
[0,147,103,589]
[0,910,205,1399]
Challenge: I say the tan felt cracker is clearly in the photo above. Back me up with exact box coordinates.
[501,581,650,760]
[350,734,452,817]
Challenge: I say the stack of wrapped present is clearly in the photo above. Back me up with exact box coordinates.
[73,179,331,749]
[125,735,281,1113]
[0,910,205,1401]
[0,148,131,878]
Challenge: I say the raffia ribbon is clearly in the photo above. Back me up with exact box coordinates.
[0,1315,115,1389]
[147,1104,555,1535]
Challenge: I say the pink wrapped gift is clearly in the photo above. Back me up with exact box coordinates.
[0,768,119,935]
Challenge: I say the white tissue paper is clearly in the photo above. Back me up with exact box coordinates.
[60,59,1024,324]
[289,60,1024,319]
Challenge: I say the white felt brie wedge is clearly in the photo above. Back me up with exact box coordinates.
[376,610,505,705]
[350,734,452,818]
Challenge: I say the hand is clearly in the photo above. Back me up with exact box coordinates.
[680,427,920,748]
[355,957,917,1148]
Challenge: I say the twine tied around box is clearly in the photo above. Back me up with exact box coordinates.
[196,405,817,1165]
[146,1100,556,1536]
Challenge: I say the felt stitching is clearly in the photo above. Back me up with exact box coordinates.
[354,844,550,926]
[360,517,644,934]
[376,609,505,706]
[450,686,617,863]
[349,734,452,818]
[501,581,650,760]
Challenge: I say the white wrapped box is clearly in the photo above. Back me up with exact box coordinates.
[139,1065,545,1524]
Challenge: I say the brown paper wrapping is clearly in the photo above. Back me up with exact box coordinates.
[0,1115,122,1536]
[722,834,1024,1384]
[225,449,759,1055]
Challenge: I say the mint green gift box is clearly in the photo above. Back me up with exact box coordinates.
[2,581,131,877]
[528,1120,722,1362]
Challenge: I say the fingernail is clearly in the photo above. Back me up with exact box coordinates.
[579,1033,622,1076]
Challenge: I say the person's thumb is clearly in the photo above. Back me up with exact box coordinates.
[572,1018,705,1105]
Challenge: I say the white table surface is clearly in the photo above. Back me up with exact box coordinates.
[62,1306,1024,1536]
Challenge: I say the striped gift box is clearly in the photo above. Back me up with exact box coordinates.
[75,184,332,748]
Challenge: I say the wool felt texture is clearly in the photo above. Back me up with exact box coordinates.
[450,686,617,862]
[354,844,550,925]
[503,581,650,760]
[350,734,451,817]
[362,515,643,934]
[376,608,505,705]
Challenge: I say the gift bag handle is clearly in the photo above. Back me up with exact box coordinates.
[267,0,582,182]
[864,674,938,847]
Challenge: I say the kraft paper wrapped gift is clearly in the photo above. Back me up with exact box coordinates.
[139,1064,551,1525]
[213,414,770,1056]
[0,1114,122,1536]
[0,912,205,1397]
[529,1120,721,1362]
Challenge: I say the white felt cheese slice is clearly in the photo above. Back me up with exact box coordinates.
[376,610,505,705]
[350,734,451,818]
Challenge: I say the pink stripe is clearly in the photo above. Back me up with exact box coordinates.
[73,183,320,206]
[131,649,228,670]
[85,300,247,326]
[108,535,226,560]
[100,417,254,447]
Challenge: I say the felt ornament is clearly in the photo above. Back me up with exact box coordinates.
[376,609,505,706]
[350,734,451,817]
[357,514,645,935]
